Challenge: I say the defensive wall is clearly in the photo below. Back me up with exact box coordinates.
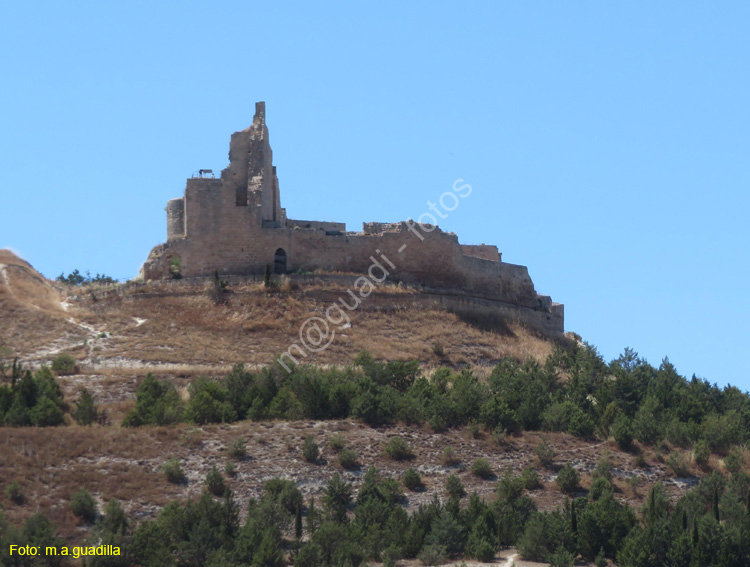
[140,102,564,335]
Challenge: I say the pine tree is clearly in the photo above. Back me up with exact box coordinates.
[73,388,98,425]
[296,503,303,540]
[713,487,720,523]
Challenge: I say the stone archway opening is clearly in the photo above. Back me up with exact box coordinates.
[274,248,287,274]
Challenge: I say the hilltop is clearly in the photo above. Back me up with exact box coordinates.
[2,250,749,567]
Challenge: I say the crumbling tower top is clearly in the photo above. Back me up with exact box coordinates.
[221,101,282,224]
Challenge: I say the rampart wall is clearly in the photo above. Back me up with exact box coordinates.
[141,102,564,335]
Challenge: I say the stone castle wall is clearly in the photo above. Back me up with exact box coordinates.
[141,102,564,335]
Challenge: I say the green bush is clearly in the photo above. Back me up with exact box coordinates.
[521,467,542,490]
[323,473,352,522]
[224,461,236,477]
[228,438,247,460]
[556,464,579,493]
[328,432,346,452]
[611,414,634,450]
[385,436,414,460]
[666,418,695,448]
[124,373,184,426]
[472,538,495,562]
[51,353,78,375]
[186,378,236,424]
[402,468,423,491]
[205,465,226,496]
[446,474,466,499]
[418,544,447,566]
[693,440,710,468]
[568,410,595,438]
[440,446,460,466]
[30,397,65,426]
[6,481,24,504]
[338,448,358,470]
[548,546,575,567]
[724,447,744,474]
[702,412,743,455]
[469,422,482,439]
[535,438,556,469]
[163,458,187,484]
[71,489,98,523]
[264,478,303,513]
[72,388,98,425]
[593,453,612,481]
[470,458,493,479]
[303,435,319,463]
[668,451,689,477]
[588,476,612,501]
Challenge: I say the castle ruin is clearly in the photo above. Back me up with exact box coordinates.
[141,102,564,335]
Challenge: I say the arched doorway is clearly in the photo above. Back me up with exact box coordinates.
[274,248,287,274]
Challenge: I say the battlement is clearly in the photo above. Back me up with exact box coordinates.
[141,102,564,335]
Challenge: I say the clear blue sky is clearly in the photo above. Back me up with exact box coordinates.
[1,2,748,390]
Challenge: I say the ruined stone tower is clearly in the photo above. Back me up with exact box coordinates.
[142,102,564,335]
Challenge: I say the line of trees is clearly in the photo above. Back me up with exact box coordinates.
[2,466,749,566]
[123,344,750,460]
[56,269,117,285]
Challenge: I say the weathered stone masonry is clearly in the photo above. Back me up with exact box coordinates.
[141,102,564,335]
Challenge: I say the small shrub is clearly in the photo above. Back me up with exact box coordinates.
[693,440,710,468]
[210,270,228,304]
[634,451,647,468]
[589,476,612,501]
[205,465,226,496]
[51,353,78,375]
[472,539,495,562]
[163,458,187,484]
[446,474,466,499]
[470,458,493,479]
[6,481,24,504]
[382,548,399,567]
[71,489,98,523]
[593,453,613,481]
[725,448,744,474]
[264,478,303,513]
[224,461,236,477]
[323,473,352,522]
[431,341,445,358]
[612,415,634,450]
[418,544,447,566]
[303,435,319,463]
[568,411,595,438]
[72,388,98,426]
[548,546,575,567]
[228,438,247,460]
[440,446,460,466]
[328,432,346,452]
[654,448,665,463]
[535,438,556,469]
[666,419,695,448]
[521,467,542,490]
[628,475,643,495]
[469,422,482,439]
[556,464,579,493]
[386,436,414,461]
[668,451,689,477]
[338,448,358,470]
[403,468,423,491]
[169,257,182,279]
[595,548,607,567]
[491,427,507,446]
